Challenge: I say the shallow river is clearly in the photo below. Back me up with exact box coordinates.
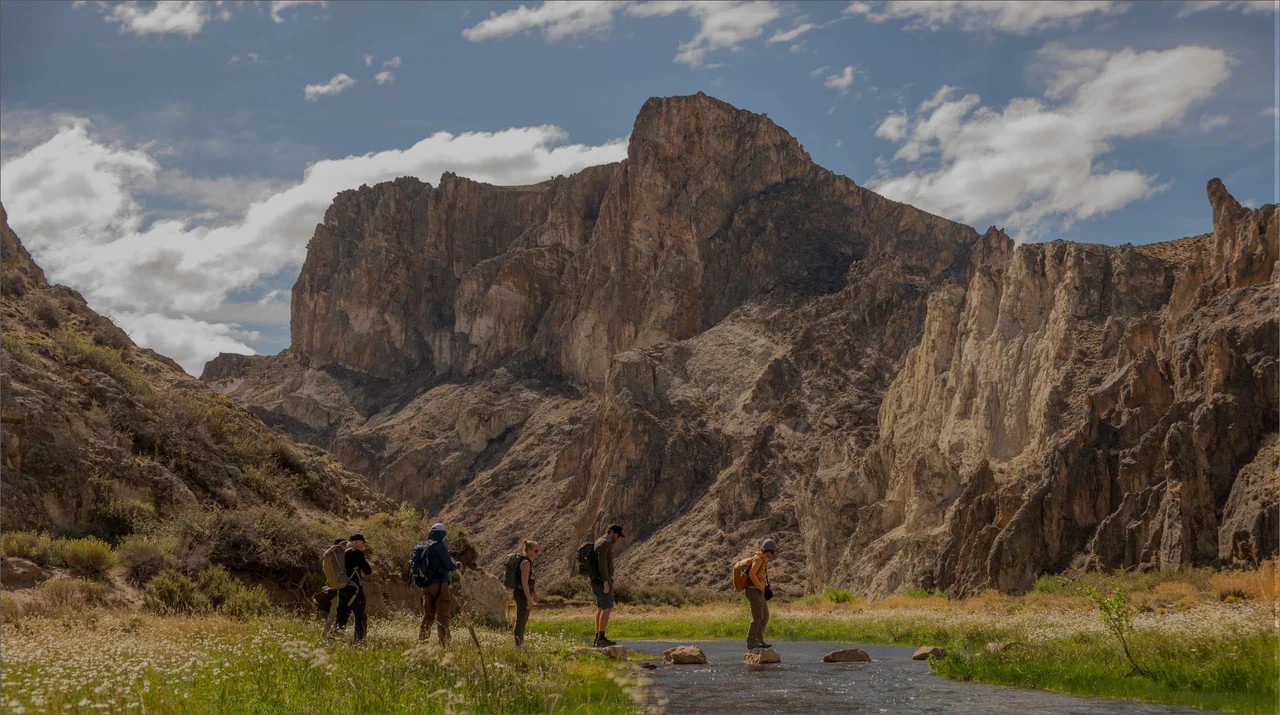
[627,640,1213,714]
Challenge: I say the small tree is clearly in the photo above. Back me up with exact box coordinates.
[1084,585,1147,676]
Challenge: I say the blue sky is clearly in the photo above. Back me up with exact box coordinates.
[0,0,1275,373]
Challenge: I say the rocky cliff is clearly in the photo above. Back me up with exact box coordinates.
[204,94,1278,595]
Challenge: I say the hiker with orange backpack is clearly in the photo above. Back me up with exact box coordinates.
[314,537,348,636]
[733,538,776,649]
[335,534,373,643]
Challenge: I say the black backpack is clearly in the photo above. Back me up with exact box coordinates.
[576,541,598,579]
[409,539,442,587]
[502,553,526,589]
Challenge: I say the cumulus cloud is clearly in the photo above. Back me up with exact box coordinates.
[462,1,783,67]
[304,73,356,101]
[247,52,262,64]
[1199,113,1230,131]
[868,44,1231,240]
[382,56,403,68]
[809,65,830,78]
[462,1,619,42]
[375,71,395,85]
[844,0,1127,34]
[270,0,326,24]
[767,22,816,44]
[0,116,627,374]
[824,65,857,94]
[875,112,908,141]
[1175,0,1275,17]
[100,1,216,36]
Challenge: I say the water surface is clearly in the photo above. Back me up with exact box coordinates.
[628,640,1213,714]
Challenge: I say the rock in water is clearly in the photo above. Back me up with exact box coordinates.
[743,647,780,664]
[662,645,708,664]
[823,648,871,663]
[912,646,947,660]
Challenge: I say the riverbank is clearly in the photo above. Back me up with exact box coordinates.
[529,568,1279,713]
[0,611,649,714]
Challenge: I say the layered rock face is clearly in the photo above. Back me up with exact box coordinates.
[205,94,1277,595]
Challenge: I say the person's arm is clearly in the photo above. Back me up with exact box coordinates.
[435,542,460,571]
[358,550,372,576]
[596,542,613,592]
[520,559,537,606]
[749,556,766,590]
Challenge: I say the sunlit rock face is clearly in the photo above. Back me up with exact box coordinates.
[204,94,1278,596]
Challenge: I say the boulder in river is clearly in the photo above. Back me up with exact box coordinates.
[823,648,871,663]
[744,647,781,664]
[663,646,708,664]
[912,646,947,660]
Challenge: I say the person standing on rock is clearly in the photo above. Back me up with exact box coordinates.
[414,522,462,645]
[744,538,775,650]
[592,523,624,647]
[335,534,372,644]
[509,538,539,648]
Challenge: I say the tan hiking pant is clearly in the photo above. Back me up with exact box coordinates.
[420,582,454,644]
[746,587,769,648]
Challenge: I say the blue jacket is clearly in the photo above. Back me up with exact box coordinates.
[426,529,460,585]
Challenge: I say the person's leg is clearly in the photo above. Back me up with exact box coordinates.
[353,589,367,642]
[760,597,770,646]
[600,607,612,634]
[746,589,764,648]
[420,586,438,642]
[513,589,528,646]
[336,585,355,633]
[323,590,339,637]
[435,583,453,645]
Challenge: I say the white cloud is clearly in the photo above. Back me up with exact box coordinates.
[101,1,214,36]
[462,1,783,67]
[875,112,908,141]
[113,312,260,375]
[375,71,395,85]
[869,44,1231,240]
[809,65,829,78]
[626,1,782,67]
[363,53,374,66]
[1175,0,1275,17]
[1199,113,1230,131]
[824,65,856,94]
[382,56,403,68]
[304,73,356,101]
[229,54,240,64]
[247,52,262,64]
[0,116,627,374]
[844,0,1127,33]
[767,22,816,44]
[462,1,619,42]
[270,0,326,23]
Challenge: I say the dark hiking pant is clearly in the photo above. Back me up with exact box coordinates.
[420,582,453,644]
[513,588,530,646]
[335,584,366,642]
[746,587,769,648]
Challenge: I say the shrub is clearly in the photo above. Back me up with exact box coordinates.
[1210,562,1278,602]
[1,531,59,565]
[60,537,114,579]
[221,583,272,619]
[823,587,857,604]
[52,328,148,396]
[142,569,209,613]
[31,295,61,329]
[2,333,40,367]
[30,578,110,614]
[196,565,238,609]
[1034,573,1071,594]
[0,595,21,623]
[162,505,323,575]
[117,534,172,587]
[1152,581,1200,604]
[1085,585,1146,676]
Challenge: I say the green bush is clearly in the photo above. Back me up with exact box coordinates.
[117,534,172,587]
[162,505,324,575]
[1034,573,1071,594]
[822,587,858,603]
[221,583,272,619]
[142,569,209,613]
[197,565,237,609]
[30,578,110,614]
[1,531,60,565]
[60,537,114,579]
[52,328,148,396]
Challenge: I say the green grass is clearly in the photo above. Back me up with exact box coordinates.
[1,612,645,714]
[931,631,1280,714]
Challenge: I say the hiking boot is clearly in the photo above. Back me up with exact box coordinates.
[758,642,773,649]
[597,636,618,647]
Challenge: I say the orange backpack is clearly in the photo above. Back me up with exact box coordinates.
[731,556,754,590]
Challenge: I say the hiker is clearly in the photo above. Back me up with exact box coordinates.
[316,537,347,636]
[591,523,624,647]
[412,522,462,644]
[744,538,775,650]
[335,534,373,643]
[504,539,539,648]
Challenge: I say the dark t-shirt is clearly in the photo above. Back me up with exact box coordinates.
[344,549,372,586]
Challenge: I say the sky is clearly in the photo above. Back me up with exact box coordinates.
[0,0,1276,375]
